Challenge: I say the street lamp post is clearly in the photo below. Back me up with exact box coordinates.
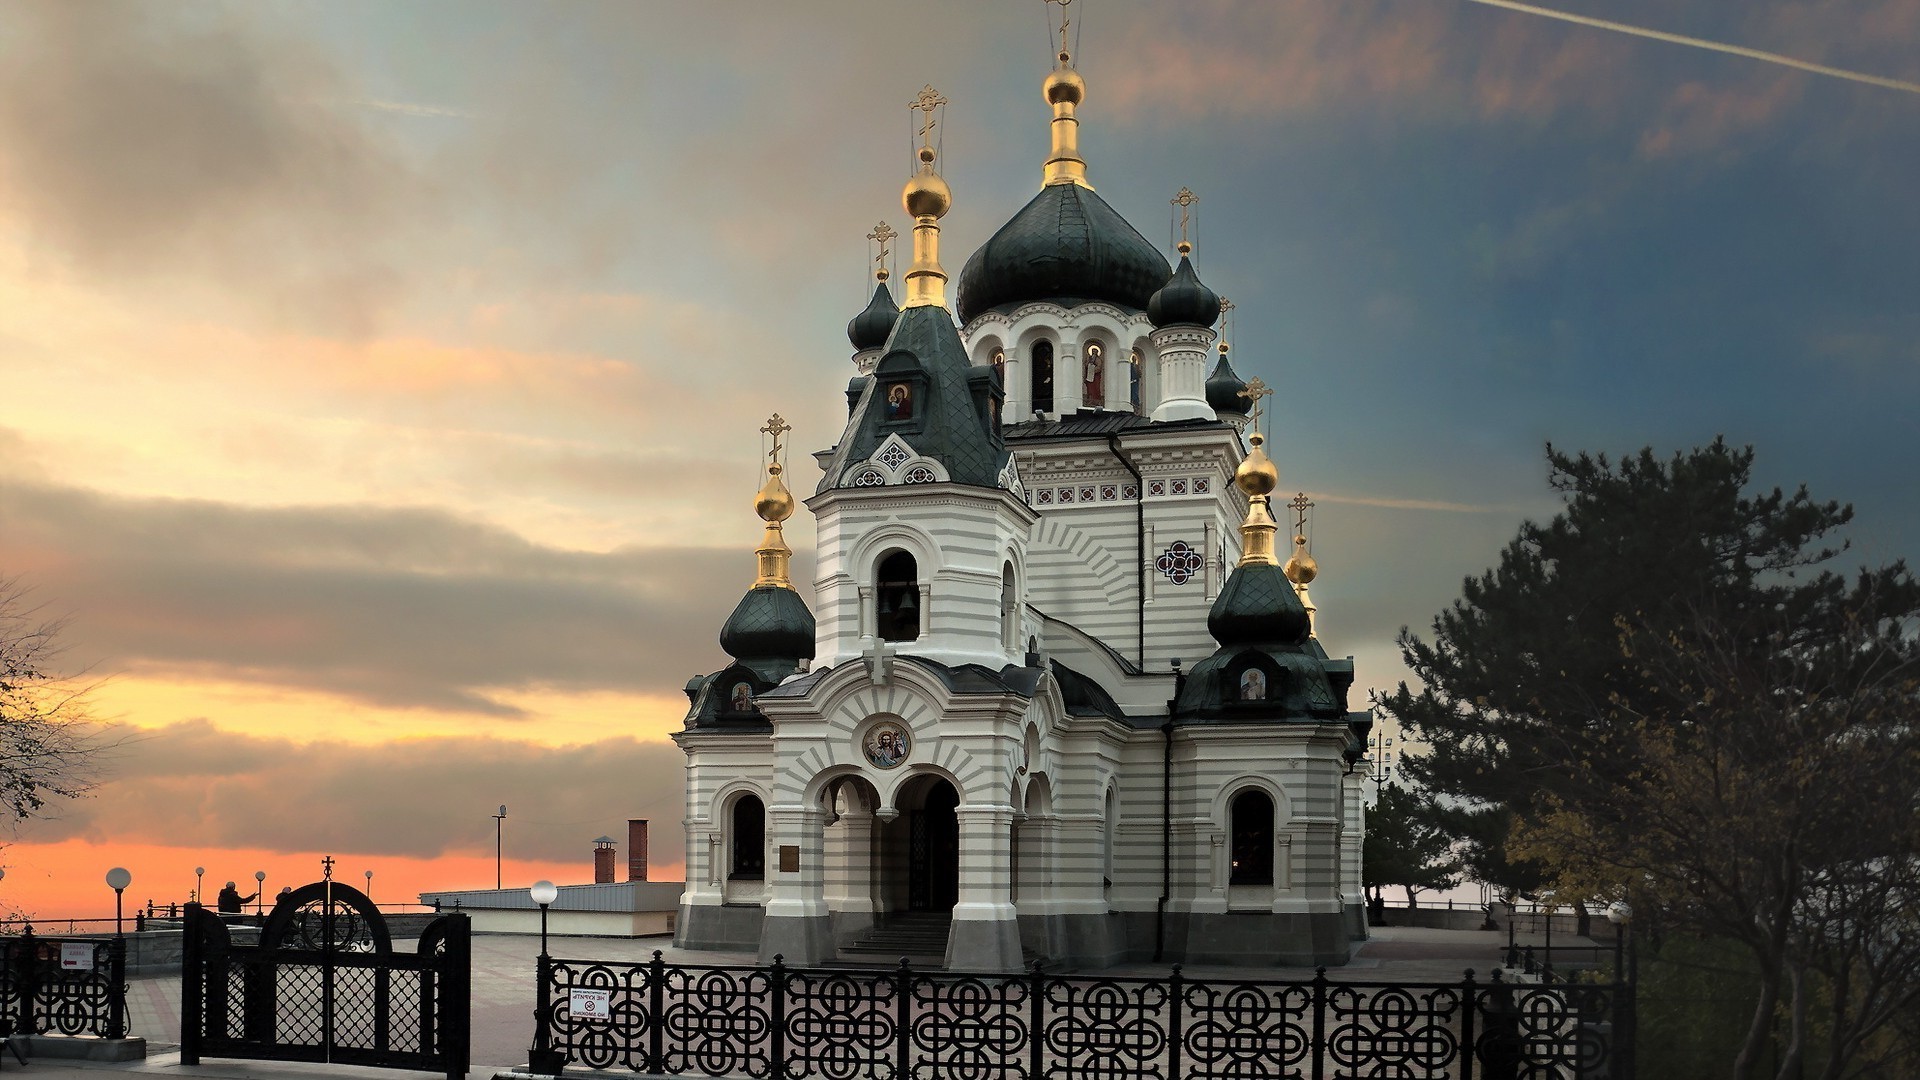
[529,880,562,1075]
[105,867,132,1040]
[194,865,205,904]
[493,805,508,890]
[1608,901,1635,1072]
[254,870,266,918]
[365,870,374,905]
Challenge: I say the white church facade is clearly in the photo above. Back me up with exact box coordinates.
[672,47,1371,971]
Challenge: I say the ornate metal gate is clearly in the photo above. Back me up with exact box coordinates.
[180,875,469,1080]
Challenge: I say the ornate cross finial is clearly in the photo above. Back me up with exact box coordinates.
[1047,0,1074,60]
[1289,492,1314,533]
[867,221,896,280]
[761,413,792,464]
[1172,186,1199,247]
[1217,295,1234,335]
[321,855,335,881]
[910,85,948,150]
[1239,375,1273,429]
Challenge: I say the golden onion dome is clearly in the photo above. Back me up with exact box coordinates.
[755,462,795,523]
[1284,541,1319,585]
[1043,59,1085,106]
[1235,433,1279,497]
[903,146,951,219]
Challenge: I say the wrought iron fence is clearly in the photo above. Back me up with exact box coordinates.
[537,952,1631,1080]
[0,927,130,1040]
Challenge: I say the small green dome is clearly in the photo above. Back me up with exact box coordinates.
[1207,353,1250,415]
[847,280,899,351]
[1208,562,1310,646]
[1147,254,1220,330]
[719,585,816,663]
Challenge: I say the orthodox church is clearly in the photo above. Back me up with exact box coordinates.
[672,39,1371,971]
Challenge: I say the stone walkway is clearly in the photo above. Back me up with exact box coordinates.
[20,925,1583,1080]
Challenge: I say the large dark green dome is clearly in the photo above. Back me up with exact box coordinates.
[955,183,1172,325]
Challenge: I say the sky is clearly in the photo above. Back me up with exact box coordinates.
[2,0,1917,919]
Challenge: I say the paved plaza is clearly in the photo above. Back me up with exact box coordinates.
[9,925,1585,1080]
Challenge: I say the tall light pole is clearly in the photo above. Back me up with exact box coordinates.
[194,865,205,904]
[105,867,132,1041]
[529,879,562,1075]
[365,869,374,904]
[493,805,508,890]
[254,870,266,918]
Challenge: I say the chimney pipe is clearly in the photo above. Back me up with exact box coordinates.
[592,835,617,884]
[627,819,649,882]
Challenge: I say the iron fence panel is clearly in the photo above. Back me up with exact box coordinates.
[538,954,1625,1080]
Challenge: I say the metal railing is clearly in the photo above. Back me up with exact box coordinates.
[536,951,1634,1080]
[0,927,131,1040]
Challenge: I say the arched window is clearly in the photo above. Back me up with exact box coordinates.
[877,551,920,642]
[731,794,765,880]
[1129,349,1143,414]
[1000,562,1017,649]
[1229,789,1274,886]
[1031,341,1054,416]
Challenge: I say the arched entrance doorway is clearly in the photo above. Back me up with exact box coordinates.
[909,779,960,911]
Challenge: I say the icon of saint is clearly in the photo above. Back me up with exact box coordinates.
[1084,344,1104,406]
[1239,668,1267,701]
[887,384,913,421]
[730,682,752,711]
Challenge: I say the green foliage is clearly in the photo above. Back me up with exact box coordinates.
[1380,439,1920,1080]
[1360,782,1459,904]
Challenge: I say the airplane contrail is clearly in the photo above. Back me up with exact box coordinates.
[1463,0,1920,95]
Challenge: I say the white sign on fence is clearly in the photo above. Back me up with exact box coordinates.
[60,942,94,971]
[568,988,612,1022]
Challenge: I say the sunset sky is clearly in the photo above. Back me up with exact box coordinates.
[3,0,1917,919]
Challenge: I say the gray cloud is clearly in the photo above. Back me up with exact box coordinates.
[0,1,419,335]
[0,479,806,716]
[34,718,686,869]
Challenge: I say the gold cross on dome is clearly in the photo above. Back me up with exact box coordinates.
[1171,187,1198,250]
[761,413,792,463]
[1289,492,1314,533]
[1046,0,1073,54]
[867,221,896,274]
[910,85,947,148]
[1239,376,1273,428]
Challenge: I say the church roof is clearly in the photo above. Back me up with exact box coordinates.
[1206,353,1251,415]
[954,183,1172,325]
[1146,254,1221,330]
[816,304,1008,492]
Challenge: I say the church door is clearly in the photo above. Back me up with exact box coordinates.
[908,780,960,911]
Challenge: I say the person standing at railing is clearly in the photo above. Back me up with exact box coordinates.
[216,880,257,915]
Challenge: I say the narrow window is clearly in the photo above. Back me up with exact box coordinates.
[731,794,766,880]
[1129,350,1143,414]
[1000,563,1017,649]
[1031,341,1055,415]
[1229,789,1275,886]
[877,551,920,642]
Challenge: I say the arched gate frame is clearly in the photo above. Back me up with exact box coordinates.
[180,881,470,1080]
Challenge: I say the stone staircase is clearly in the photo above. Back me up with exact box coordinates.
[838,912,952,964]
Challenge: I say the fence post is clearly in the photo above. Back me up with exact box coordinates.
[1167,965,1183,1079]
[17,926,41,1038]
[648,950,666,1075]
[106,937,128,1039]
[533,950,553,1073]
[180,908,202,1065]
[895,960,912,1080]
[1029,960,1044,1080]
[1310,967,1327,1080]
[444,916,472,1080]
[769,955,787,1080]
[1459,969,1477,1080]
